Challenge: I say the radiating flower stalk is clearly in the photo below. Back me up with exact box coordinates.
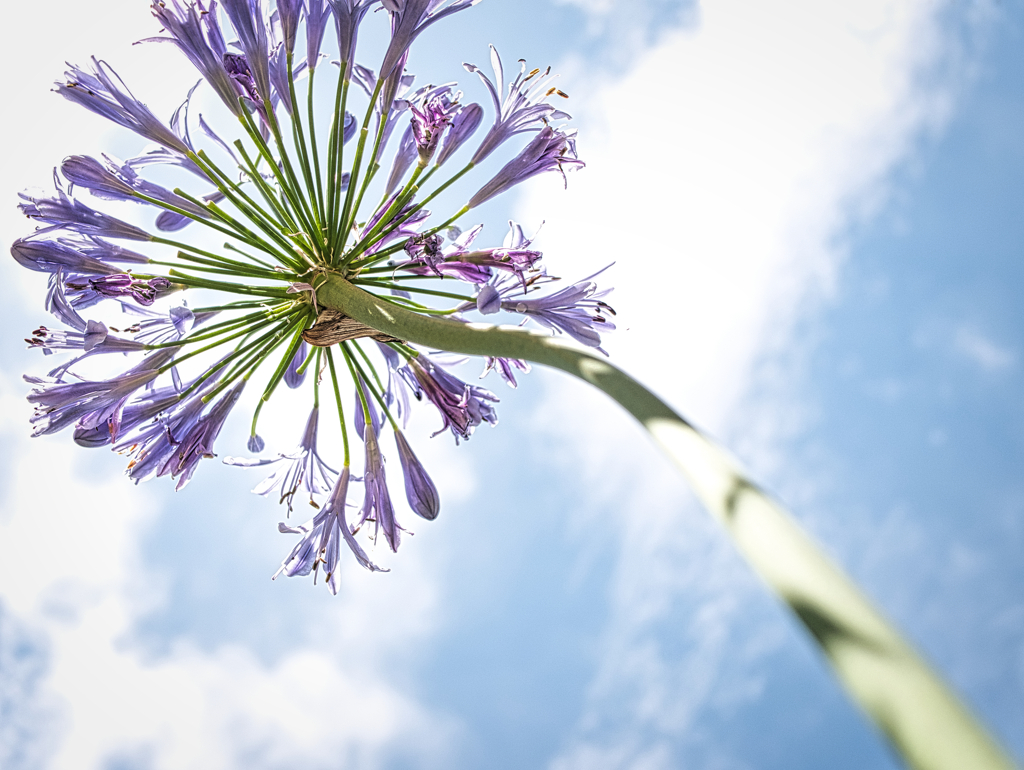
[11,3,1017,770]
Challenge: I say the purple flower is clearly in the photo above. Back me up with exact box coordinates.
[61,156,208,221]
[468,126,583,209]
[384,125,417,197]
[146,0,243,117]
[75,237,152,264]
[476,283,500,314]
[220,0,273,105]
[435,102,483,166]
[155,191,228,231]
[116,387,211,480]
[12,238,125,276]
[357,422,403,551]
[353,376,382,440]
[74,383,185,448]
[276,468,385,594]
[481,356,530,388]
[352,66,452,167]
[56,59,193,157]
[19,186,153,242]
[401,357,498,440]
[501,271,616,350]
[26,320,146,355]
[397,221,541,284]
[121,139,206,181]
[410,89,459,165]
[378,0,480,80]
[357,193,431,254]
[223,52,263,106]
[283,339,309,388]
[224,406,337,513]
[394,430,439,520]
[402,232,444,267]
[25,348,176,438]
[46,272,87,331]
[398,226,489,282]
[119,305,213,346]
[472,219,545,283]
[39,306,197,383]
[276,0,303,53]
[374,341,413,424]
[304,0,332,70]
[267,42,309,115]
[466,46,572,165]
[158,380,246,490]
[328,0,377,76]
[65,274,174,309]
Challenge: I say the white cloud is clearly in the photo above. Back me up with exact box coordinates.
[954,326,1016,371]
[512,0,973,765]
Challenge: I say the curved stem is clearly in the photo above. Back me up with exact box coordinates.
[317,274,1016,770]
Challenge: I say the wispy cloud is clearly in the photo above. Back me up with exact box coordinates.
[954,325,1016,371]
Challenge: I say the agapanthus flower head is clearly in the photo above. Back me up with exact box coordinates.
[13,0,610,591]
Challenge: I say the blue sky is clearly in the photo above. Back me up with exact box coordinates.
[0,1,1022,769]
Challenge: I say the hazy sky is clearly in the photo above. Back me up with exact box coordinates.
[0,1,1021,769]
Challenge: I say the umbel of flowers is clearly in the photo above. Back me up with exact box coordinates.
[14,0,609,593]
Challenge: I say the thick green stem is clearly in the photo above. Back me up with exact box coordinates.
[317,274,1016,770]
